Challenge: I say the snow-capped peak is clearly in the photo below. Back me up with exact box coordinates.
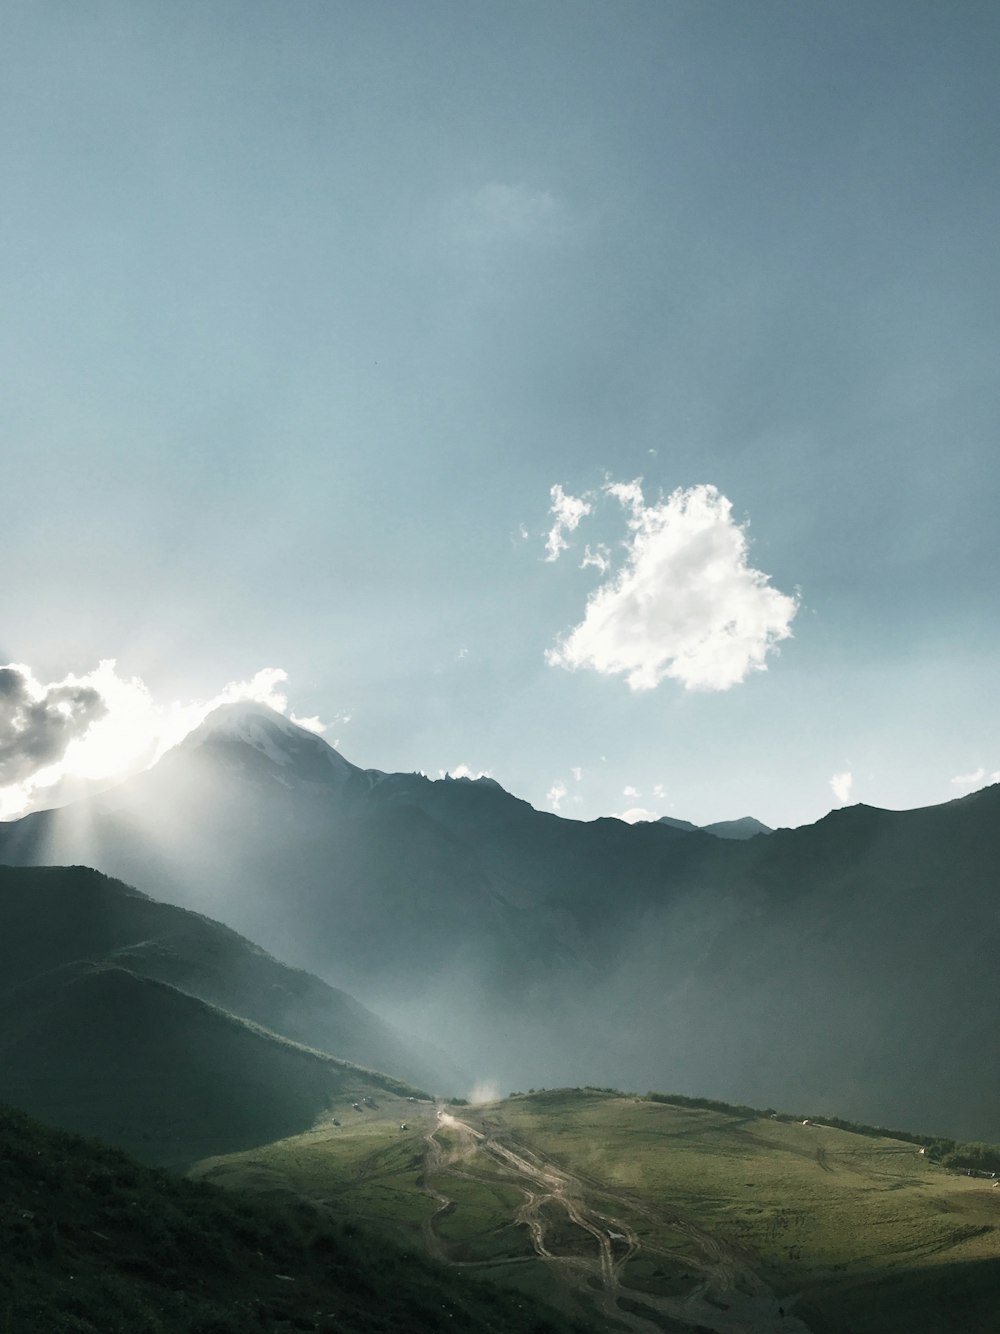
[180,702,357,785]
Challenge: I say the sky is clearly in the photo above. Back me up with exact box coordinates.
[3,0,999,829]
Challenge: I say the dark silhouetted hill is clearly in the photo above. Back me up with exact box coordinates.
[0,1101,590,1333]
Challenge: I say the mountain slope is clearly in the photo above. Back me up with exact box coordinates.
[4,708,1000,1138]
[0,863,453,1094]
[0,865,459,1162]
[700,814,772,839]
[0,1100,591,1334]
[0,958,422,1166]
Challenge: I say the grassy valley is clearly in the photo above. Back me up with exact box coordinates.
[194,1088,1000,1334]
[0,1101,589,1334]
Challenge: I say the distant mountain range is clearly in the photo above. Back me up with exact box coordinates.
[0,864,447,1163]
[3,703,999,1140]
[657,814,773,839]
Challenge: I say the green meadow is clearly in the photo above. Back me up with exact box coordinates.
[195,1088,1000,1334]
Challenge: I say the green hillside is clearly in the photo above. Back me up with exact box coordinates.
[0,1101,590,1334]
[0,863,454,1094]
[0,958,426,1166]
[194,1089,1000,1334]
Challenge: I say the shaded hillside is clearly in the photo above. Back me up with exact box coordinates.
[0,957,424,1166]
[632,789,1000,1138]
[0,864,454,1095]
[4,708,1000,1138]
[0,1101,590,1334]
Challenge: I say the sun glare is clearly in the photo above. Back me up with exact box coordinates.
[0,660,312,821]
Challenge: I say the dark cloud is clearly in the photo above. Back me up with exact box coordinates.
[0,667,107,785]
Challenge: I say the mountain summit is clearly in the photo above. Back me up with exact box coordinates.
[175,702,363,790]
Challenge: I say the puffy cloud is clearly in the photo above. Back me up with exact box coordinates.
[614,806,659,824]
[830,771,853,804]
[0,660,328,819]
[623,785,640,798]
[546,481,798,691]
[290,714,327,735]
[570,766,583,782]
[0,665,107,785]
[547,780,568,810]
[545,484,592,562]
[580,544,611,574]
[441,763,492,780]
[951,766,1000,788]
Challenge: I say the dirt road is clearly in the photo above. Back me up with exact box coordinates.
[420,1107,811,1334]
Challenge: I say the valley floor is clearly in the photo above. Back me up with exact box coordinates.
[192,1090,1000,1334]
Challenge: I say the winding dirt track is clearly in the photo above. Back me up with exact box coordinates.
[421,1108,812,1334]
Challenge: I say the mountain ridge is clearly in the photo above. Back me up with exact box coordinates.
[4,707,1000,1138]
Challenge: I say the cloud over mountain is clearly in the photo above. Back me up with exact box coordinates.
[0,661,327,819]
[0,665,106,784]
[546,481,798,692]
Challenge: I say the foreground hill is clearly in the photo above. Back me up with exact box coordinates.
[4,706,1000,1138]
[195,1088,1000,1334]
[0,865,448,1164]
[0,1100,589,1334]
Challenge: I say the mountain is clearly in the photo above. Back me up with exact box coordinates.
[0,864,452,1163]
[4,706,1000,1139]
[655,814,700,833]
[658,813,773,838]
[700,814,772,839]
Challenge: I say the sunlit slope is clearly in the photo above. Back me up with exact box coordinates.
[194,1090,1000,1334]
[0,1101,592,1334]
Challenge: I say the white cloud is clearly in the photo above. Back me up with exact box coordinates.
[546,481,798,691]
[545,484,592,562]
[623,785,639,798]
[580,543,611,574]
[290,714,327,735]
[951,766,1000,788]
[547,780,568,810]
[652,783,666,799]
[570,766,583,782]
[614,806,659,824]
[441,763,493,780]
[830,771,853,804]
[0,660,328,819]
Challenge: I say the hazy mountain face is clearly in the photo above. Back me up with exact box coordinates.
[3,705,999,1140]
[0,863,447,1161]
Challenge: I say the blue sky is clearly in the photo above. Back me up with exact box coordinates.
[3,1,999,828]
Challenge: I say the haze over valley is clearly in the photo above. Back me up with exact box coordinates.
[4,3,1000,1330]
